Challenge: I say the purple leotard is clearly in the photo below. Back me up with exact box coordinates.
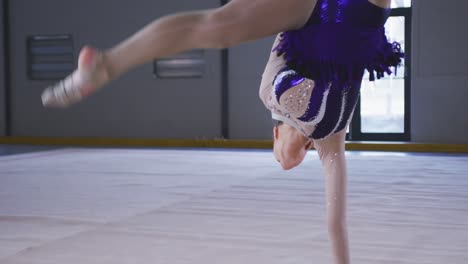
[271,0,404,139]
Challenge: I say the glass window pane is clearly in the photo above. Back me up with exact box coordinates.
[361,79,405,133]
[391,0,411,8]
[361,16,406,133]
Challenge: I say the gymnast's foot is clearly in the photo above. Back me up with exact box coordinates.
[41,46,110,108]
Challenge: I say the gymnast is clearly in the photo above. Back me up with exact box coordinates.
[41,1,403,263]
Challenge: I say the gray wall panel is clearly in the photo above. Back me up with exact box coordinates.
[412,76,468,143]
[10,0,222,139]
[411,0,468,143]
[228,37,275,140]
[0,1,5,136]
[8,0,468,143]
[417,1,468,77]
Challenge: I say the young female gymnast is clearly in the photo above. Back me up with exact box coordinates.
[41,0,403,263]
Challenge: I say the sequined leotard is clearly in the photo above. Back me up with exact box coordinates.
[261,0,403,140]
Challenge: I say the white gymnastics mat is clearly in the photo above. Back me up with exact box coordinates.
[0,148,467,264]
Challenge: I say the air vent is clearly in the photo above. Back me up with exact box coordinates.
[27,35,74,80]
[154,49,205,78]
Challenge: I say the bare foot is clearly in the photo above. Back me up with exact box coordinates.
[41,46,110,108]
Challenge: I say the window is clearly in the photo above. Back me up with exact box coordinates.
[348,2,412,141]
[391,0,412,8]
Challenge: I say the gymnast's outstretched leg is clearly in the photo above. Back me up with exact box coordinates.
[314,128,349,264]
[41,0,317,107]
[41,10,227,107]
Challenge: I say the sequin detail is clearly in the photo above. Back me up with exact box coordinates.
[311,80,361,139]
[297,81,331,125]
[273,68,306,102]
[272,66,362,140]
[280,81,312,116]
[328,88,348,138]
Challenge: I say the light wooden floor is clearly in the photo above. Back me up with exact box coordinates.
[0,148,467,264]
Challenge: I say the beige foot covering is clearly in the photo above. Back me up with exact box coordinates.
[41,47,108,108]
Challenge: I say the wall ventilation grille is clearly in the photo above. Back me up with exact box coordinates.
[27,35,74,80]
[154,49,205,78]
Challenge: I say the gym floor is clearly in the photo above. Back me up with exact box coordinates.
[1,146,467,263]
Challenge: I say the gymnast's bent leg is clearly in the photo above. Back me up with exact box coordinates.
[314,128,349,264]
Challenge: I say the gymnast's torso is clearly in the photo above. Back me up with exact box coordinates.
[259,0,403,140]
